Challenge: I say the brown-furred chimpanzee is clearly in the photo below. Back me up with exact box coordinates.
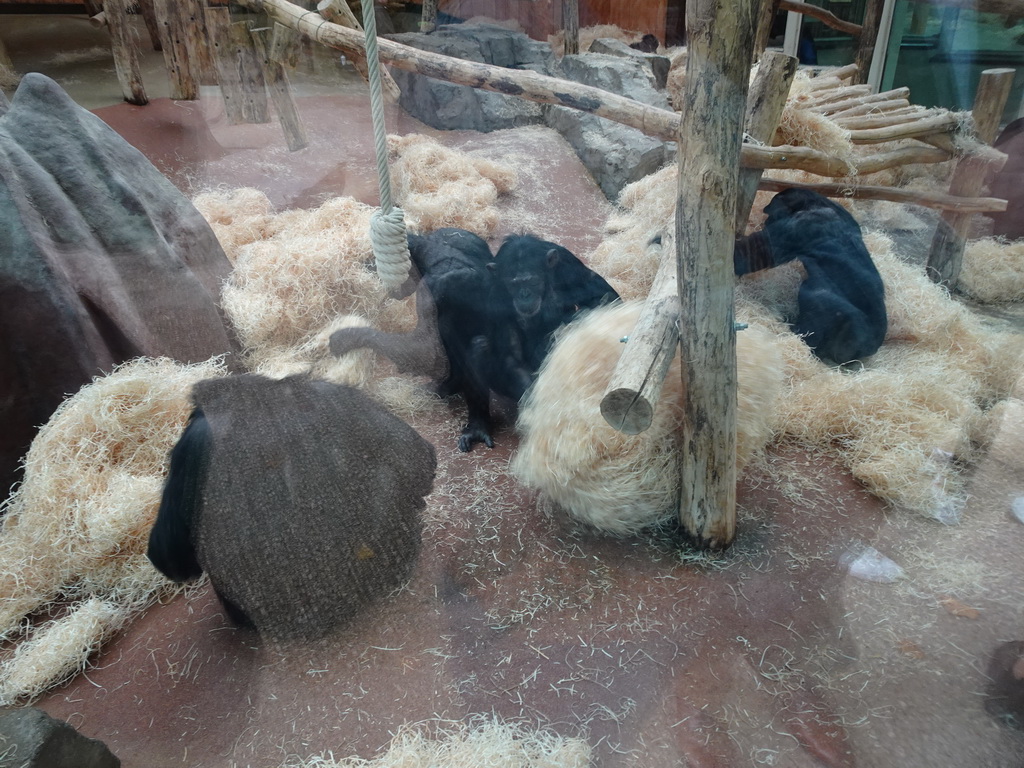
[491,234,620,373]
[330,228,531,452]
[146,374,436,639]
[733,188,887,365]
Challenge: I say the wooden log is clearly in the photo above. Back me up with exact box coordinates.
[317,0,359,28]
[829,97,911,119]
[852,0,884,85]
[89,12,107,27]
[600,243,680,435]
[563,0,580,55]
[834,107,939,129]
[849,112,960,144]
[736,50,797,232]
[153,0,199,100]
[137,0,162,52]
[104,0,148,105]
[675,0,758,550]
[269,21,301,68]
[812,87,910,115]
[804,63,859,88]
[189,0,219,86]
[317,0,401,102]
[420,0,438,33]
[208,9,270,124]
[227,20,271,122]
[758,177,1007,213]
[744,143,949,176]
[927,68,1016,287]
[805,84,872,108]
[251,26,309,150]
[779,0,862,36]
[753,0,781,62]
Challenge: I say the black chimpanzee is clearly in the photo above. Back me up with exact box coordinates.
[733,188,887,365]
[492,234,620,373]
[330,228,530,452]
[147,374,436,639]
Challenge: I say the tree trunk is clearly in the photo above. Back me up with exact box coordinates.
[675,0,758,550]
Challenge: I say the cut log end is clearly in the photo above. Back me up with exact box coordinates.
[600,388,654,435]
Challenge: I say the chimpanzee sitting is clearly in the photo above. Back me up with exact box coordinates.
[330,228,531,452]
[492,234,620,372]
[733,188,887,365]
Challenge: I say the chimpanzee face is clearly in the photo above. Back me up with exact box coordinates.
[508,271,545,318]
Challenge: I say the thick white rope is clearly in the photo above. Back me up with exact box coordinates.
[362,0,411,292]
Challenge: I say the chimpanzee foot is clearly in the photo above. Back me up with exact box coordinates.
[458,423,494,452]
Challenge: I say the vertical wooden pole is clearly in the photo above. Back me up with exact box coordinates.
[675,0,758,550]
[104,0,148,105]
[136,0,163,51]
[250,26,309,150]
[853,0,884,86]
[318,0,401,100]
[735,50,797,232]
[153,0,199,99]
[927,68,1015,287]
[752,0,780,62]
[207,9,270,124]
[563,0,580,55]
[421,0,438,33]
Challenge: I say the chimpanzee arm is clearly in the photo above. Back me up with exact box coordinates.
[146,408,210,582]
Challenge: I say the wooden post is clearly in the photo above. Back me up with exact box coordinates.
[207,9,270,124]
[753,0,781,62]
[153,0,200,99]
[251,26,309,150]
[269,21,302,68]
[317,0,401,101]
[735,50,797,232]
[926,68,1015,287]
[563,0,580,55]
[104,0,148,105]
[420,0,438,33]
[136,0,163,51]
[675,0,758,549]
[852,0,884,86]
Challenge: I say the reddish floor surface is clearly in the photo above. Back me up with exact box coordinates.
[4,14,1024,768]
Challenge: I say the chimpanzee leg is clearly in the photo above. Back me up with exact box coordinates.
[329,283,446,379]
[793,282,872,365]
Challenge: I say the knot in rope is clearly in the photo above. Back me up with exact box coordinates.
[370,207,412,292]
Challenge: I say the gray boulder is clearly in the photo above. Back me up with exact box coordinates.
[0,73,237,499]
[546,53,673,199]
[588,37,671,90]
[388,23,551,132]
[0,708,119,768]
[547,106,671,200]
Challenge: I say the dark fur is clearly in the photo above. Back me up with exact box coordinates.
[146,408,209,583]
[493,234,620,372]
[146,374,436,638]
[733,189,887,365]
[330,228,530,452]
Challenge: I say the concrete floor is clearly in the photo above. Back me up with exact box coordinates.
[3,11,1024,768]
